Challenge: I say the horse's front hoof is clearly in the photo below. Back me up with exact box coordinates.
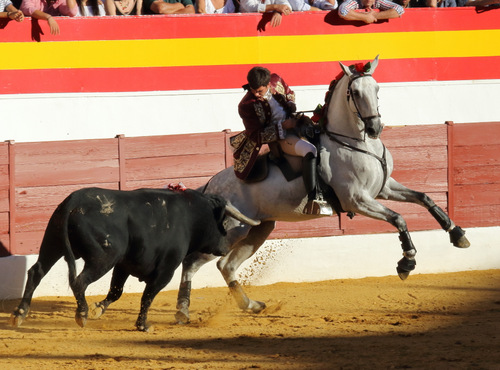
[396,267,411,280]
[449,226,470,249]
[175,308,190,325]
[248,300,266,314]
[397,256,416,280]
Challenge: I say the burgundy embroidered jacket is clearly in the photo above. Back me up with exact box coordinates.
[230,74,296,180]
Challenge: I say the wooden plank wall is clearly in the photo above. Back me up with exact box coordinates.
[452,122,500,228]
[0,122,498,256]
[0,142,9,256]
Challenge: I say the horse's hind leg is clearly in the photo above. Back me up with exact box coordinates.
[10,246,62,327]
[218,221,276,314]
[379,178,470,249]
[90,266,130,320]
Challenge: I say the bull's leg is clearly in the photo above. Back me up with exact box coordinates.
[379,178,470,249]
[10,250,62,327]
[136,276,174,332]
[70,263,114,328]
[218,221,275,313]
[90,266,130,319]
[175,252,217,324]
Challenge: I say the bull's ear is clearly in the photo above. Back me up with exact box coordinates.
[207,194,227,228]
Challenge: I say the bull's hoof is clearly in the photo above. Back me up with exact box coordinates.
[9,308,28,327]
[136,323,152,332]
[9,313,24,327]
[449,226,470,249]
[175,308,190,325]
[397,256,416,281]
[248,300,266,314]
[89,302,105,319]
[75,312,87,328]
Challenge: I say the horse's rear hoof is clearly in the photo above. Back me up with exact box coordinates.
[175,309,190,325]
[449,226,470,249]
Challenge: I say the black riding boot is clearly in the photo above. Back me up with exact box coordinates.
[302,152,333,215]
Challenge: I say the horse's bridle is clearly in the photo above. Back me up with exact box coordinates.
[346,73,381,130]
[324,73,388,195]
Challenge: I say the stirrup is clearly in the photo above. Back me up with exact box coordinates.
[303,199,333,216]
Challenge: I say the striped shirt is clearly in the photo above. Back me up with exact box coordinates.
[338,0,404,16]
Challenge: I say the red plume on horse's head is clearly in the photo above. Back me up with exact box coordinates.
[340,55,380,78]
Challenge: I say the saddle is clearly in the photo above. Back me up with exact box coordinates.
[244,114,319,183]
[243,115,345,216]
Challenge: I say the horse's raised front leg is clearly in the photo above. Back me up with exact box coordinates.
[218,221,276,314]
[175,252,217,324]
[379,178,470,249]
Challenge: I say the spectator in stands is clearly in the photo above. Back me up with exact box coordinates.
[425,0,457,6]
[288,0,337,10]
[195,0,236,13]
[76,0,105,14]
[239,0,291,27]
[104,0,142,14]
[21,0,77,35]
[463,0,499,5]
[240,0,335,28]
[144,0,194,13]
[1,0,25,21]
[394,0,425,7]
[338,0,404,23]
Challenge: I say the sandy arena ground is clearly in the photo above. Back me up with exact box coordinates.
[0,269,499,369]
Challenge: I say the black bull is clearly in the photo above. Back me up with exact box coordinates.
[10,187,259,331]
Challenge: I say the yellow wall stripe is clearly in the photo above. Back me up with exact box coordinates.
[2,30,499,70]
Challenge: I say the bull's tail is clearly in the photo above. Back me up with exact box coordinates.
[59,197,78,287]
[43,195,78,287]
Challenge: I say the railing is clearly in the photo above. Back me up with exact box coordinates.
[1,121,499,256]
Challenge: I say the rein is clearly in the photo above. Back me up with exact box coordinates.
[325,130,388,195]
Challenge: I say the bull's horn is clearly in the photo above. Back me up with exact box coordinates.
[225,204,261,226]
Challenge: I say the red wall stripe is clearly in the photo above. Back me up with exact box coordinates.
[1,56,499,95]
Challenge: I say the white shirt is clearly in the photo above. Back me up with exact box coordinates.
[265,89,287,140]
[203,0,235,13]
[76,2,106,15]
[240,0,292,13]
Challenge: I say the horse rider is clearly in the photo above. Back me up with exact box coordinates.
[230,66,332,216]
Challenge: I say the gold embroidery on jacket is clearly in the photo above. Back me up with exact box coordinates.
[260,125,278,144]
[234,139,256,174]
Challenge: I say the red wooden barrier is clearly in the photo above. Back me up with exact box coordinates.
[0,122,499,256]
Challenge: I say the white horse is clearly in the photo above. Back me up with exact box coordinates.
[174,56,470,323]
